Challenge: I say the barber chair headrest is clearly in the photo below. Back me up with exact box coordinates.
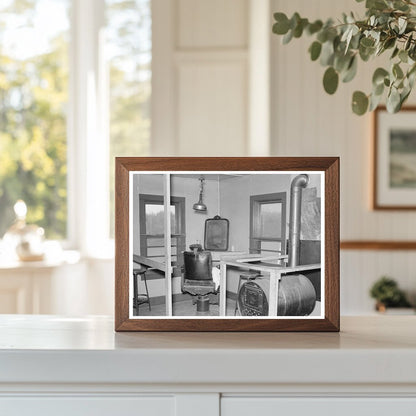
[189,243,203,252]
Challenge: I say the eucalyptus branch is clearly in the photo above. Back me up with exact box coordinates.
[272,0,416,115]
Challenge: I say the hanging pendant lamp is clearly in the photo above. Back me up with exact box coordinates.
[193,177,207,212]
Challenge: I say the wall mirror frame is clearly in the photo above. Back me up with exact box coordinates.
[115,157,339,332]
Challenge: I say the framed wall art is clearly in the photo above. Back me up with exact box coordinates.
[115,157,339,331]
[374,106,416,210]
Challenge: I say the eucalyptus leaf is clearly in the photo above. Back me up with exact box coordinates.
[405,33,413,50]
[393,0,409,11]
[369,92,383,111]
[393,63,404,79]
[391,47,399,59]
[352,91,369,115]
[398,17,407,34]
[399,49,408,63]
[409,45,416,60]
[273,13,290,34]
[373,82,385,96]
[290,13,301,30]
[404,33,413,51]
[408,63,416,79]
[401,87,411,106]
[309,41,322,61]
[323,67,339,94]
[359,44,375,61]
[334,52,352,72]
[317,29,329,43]
[372,67,389,86]
[366,0,388,10]
[408,70,416,88]
[320,40,335,66]
[282,29,294,44]
[293,18,308,38]
[307,20,323,35]
[360,37,375,48]
[387,87,401,112]
[383,37,396,50]
[342,56,358,82]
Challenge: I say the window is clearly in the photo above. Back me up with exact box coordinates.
[139,194,186,267]
[0,0,151,254]
[0,0,70,239]
[250,192,286,256]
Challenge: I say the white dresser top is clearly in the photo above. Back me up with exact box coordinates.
[0,315,415,388]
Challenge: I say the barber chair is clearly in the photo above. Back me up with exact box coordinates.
[181,244,217,315]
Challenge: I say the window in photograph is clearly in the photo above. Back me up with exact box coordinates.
[139,195,185,265]
[0,0,70,239]
[250,192,286,256]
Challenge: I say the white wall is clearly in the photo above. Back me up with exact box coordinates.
[271,0,416,313]
[21,0,415,316]
[152,0,250,156]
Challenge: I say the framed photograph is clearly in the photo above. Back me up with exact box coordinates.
[374,106,416,209]
[115,157,339,331]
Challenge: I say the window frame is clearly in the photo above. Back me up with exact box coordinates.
[69,0,152,257]
[249,192,286,256]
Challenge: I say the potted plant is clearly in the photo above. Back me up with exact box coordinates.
[272,0,416,115]
[369,276,413,312]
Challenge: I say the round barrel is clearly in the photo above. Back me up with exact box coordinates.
[237,274,316,316]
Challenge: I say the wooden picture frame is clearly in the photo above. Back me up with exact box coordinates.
[115,157,339,332]
[373,106,416,210]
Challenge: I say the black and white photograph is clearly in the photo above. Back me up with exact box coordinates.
[130,171,324,319]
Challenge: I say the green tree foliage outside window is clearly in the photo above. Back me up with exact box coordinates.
[0,0,69,238]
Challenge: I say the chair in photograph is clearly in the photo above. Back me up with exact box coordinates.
[181,244,217,315]
[133,266,152,315]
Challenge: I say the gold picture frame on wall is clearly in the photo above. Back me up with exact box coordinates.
[115,157,339,332]
[373,106,416,210]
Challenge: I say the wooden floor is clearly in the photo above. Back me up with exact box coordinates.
[135,299,322,317]
[135,298,235,317]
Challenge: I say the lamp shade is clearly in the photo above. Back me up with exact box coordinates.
[193,177,207,211]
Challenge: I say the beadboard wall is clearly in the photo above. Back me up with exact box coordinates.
[3,1,412,316]
[271,0,416,313]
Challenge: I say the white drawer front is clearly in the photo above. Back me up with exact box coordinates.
[0,396,174,416]
[222,397,416,416]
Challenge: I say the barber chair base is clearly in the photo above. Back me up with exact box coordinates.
[196,295,210,315]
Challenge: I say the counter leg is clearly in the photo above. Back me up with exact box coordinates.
[268,271,281,316]
[220,262,227,316]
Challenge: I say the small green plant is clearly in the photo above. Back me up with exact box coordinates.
[369,276,411,309]
[272,0,416,115]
